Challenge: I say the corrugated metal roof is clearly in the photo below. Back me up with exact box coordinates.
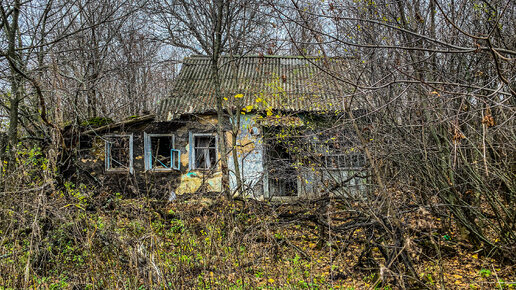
[159,55,351,120]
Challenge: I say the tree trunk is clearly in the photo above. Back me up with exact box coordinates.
[4,0,22,165]
[212,0,230,196]
[211,58,230,196]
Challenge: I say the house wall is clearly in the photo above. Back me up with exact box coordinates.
[76,114,267,199]
[175,114,222,195]
[77,121,182,198]
[76,113,368,200]
[258,114,370,200]
[77,116,226,199]
[228,114,265,198]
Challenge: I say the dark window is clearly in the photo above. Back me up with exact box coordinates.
[144,134,180,171]
[313,129,365,170]
[264,127,298,197]
[310,128,369,197]
[151,136,173,167]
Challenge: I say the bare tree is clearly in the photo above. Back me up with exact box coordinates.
[0,0,61,167]
[270,0,515,273]
[150,0,272,196]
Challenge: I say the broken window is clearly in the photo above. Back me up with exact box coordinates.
[105,134,133,173]
[144,133,180,171]
[190,133,217,170]
[264,127,299,197]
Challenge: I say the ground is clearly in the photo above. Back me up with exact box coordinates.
[1,188,513,289]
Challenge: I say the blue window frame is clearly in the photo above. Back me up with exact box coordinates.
[189,132,218,170]
[144,133,180,171]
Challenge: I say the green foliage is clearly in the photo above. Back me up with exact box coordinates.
[2,146,50,185]
[479,268,492,278]
[62,182,89,210]
[170,218,185,233]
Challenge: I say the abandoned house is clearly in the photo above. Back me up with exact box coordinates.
[75,55,370,200]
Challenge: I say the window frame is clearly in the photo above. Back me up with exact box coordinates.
[144,133,180,172]
[310,132,369,197]
[311,133,366,170]
[105,134,134,174]
[189,132,218,171]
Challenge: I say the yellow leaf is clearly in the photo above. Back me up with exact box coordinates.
[234,94,244,98]
[268,278,275,283]
[472,254,478,259]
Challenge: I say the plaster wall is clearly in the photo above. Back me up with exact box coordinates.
[228,115,265,198]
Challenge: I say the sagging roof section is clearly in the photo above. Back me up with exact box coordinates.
[159,55,352,120]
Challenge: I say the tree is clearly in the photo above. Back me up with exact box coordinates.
[0,0,171,178]
[271,0,515,269]
[47,0,160,122]
[150,0,272,197]
[0,0,58,165]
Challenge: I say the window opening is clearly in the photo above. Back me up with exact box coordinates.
[144,134,180,171]
[313,129,365,170]
[311,128,368,196]
[105,134,133,173]
[192,134,217,170]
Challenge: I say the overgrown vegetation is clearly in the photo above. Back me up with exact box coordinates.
[1,0,514,288]
[0,149,514,288]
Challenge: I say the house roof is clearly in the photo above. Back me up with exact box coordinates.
[159,55,352,120]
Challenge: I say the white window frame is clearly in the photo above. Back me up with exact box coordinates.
[189,132,218,171]
[144,133,180,171]
[105,134,134,174]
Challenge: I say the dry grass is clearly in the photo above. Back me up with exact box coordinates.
[0,185,514,289]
